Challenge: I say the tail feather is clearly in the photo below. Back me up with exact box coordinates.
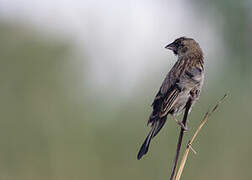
[137,117,167,160]
[153,117,167,138]
[137,129,153,160]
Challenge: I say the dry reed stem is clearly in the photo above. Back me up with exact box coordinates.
[174,94,227,180]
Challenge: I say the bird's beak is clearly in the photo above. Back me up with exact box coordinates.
[165,43,176,51]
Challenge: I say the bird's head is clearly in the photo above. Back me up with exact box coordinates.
[165,37,202,57]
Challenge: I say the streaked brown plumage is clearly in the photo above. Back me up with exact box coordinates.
[137,37,204,160]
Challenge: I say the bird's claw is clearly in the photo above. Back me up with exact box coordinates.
[177,121,189,132]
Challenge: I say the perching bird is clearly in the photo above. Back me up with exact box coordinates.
[137,37,204,160]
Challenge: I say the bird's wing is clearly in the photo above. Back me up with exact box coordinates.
[148,60,184,124]
[159,87,180,117]
[149,57,204,124]
[148,79,180,127]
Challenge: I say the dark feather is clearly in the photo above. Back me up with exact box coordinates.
[160,88,180,117]
[152,116,167,138]
[137,124,156,160]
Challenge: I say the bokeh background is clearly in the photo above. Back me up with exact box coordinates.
[0,0,251,180]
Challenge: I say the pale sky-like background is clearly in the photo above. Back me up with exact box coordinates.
[0,0,224,96]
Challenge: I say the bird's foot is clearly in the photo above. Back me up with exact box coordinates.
[171,115,188,131]
[176,120,189,132]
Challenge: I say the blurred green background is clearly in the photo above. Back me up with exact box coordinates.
[0,0,251,180]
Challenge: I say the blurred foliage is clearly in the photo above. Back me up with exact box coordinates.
[0,1,252,180]
[193,0,252,77]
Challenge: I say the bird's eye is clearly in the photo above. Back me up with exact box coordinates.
[177,41,183,47]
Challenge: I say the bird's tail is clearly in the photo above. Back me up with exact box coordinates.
[153,117,167,138]
[137,117,167,160]
[137,126,154,160]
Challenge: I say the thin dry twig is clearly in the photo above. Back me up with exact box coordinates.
[169,99,192,180]
[174,94,227,180]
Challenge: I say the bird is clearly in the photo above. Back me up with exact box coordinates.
[137,37,204,160]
